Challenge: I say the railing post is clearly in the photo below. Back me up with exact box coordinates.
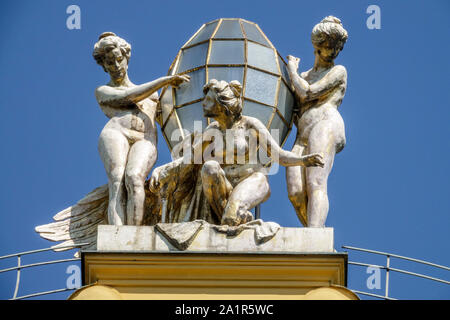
[255,204,261,220]
[13,255,21,299]
[385,255,390,299]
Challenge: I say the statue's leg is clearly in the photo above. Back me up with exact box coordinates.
[222,172,270,226]
[98,129,129,225]
[125,139,157,225]
[286,137,308,226]
[201,160,233,218]
[305,122,336,227]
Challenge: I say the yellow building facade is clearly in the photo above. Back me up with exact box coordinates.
[70,251,358,300]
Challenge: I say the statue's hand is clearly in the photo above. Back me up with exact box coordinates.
[149,167,161,193]
[301,153,325,167]
[170,74,191,88]
[149,165,168,193]
[149,163,175,194]
[287,55,300,71]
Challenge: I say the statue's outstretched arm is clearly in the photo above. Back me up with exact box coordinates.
[248,117,324,167]
[95,75,190,107]
[286,56,346,102]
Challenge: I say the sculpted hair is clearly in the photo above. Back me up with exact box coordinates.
[311,16,348,51]
[203,79,243,120]
[93,32,131,72]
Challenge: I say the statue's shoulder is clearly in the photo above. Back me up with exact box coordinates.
[94,84,116,104]
[332,64,347,77]
[242,115,265,129]
[95,84,112,94]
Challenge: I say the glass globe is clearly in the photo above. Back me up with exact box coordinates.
[160,18,296,150]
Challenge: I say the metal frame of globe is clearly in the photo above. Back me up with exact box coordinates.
[159,18,297,150]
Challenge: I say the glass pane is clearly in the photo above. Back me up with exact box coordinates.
[244,68,278,106]
[176,102,208,135]
[175,68,206,106]
[269,111,288,145]
[177,43,208,73]
[247,42,278,74]
[242,22,270,46]
[185,21,218,47]
[163,111,182,149]
[242,100,274,126]
[277,80,295,125]
[160,86,174,125]
[209,40,245,65]
[207,67,244,84]
[278,55,290,83]
[214,19,243,38]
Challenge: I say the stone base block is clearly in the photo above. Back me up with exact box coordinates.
[97,224,334,253]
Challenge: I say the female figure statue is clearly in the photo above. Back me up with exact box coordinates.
[93,32,189,225]
[286,16,348,227]
[150,79,324,226]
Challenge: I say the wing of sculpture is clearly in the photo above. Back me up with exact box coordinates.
[35,185,109,253]
[35,183,162,254]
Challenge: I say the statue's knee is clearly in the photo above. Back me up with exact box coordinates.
[125,171,144,191]
[306,184,327,199]
[109,167,125,183]
[306,174,327,190]
[201,160,221,177]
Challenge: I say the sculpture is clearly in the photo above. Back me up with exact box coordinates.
[150,79,324,226]
[285,16,348,227]
[92,32,189,226]
[35,17,348,253]
[34,78,322,251]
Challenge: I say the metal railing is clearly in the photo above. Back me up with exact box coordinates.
[0,243,88,300]
[2,243,448,300]
[343,245,450,300]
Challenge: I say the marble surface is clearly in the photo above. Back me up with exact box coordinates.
[97,223,334,253]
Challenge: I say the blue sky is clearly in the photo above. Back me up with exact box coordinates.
[0,0,449,300]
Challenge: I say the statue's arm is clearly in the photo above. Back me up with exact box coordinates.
[307,65,346,100]
[248,117,324,167]
[287,58,346,102]
[286,58,309,101]
[95,75,190,108]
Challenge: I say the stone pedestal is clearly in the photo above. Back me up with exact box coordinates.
[70,224,358,300]
[96,224,335,253]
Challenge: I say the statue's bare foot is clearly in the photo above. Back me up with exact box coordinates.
[221,209,254,226]
[221,215,240,226]
[239,210,254,224]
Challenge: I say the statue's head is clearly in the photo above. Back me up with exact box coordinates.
[93,32,131,82]
[311,16,348,62]
[202,79,243,121]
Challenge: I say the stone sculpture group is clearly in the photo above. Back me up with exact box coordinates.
[36,16,348,251]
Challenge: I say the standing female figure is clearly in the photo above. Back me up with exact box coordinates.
[93,32,189,225]
[286,17,348,227]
